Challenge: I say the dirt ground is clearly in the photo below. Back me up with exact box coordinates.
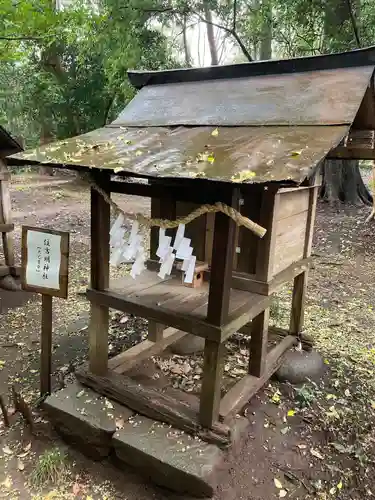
[0,171,374,500]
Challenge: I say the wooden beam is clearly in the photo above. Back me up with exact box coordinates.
[219,335,297,422]
[268,326,314,350]
[248,308,269,377]
[327,147,375,160]
[238,324,314,350]
[199,340,225,428]
[75,367,231,447]
[221,293,271,342]
[86,288,220,341]
[109,180,231,205]
[89,172,110,375]
[204,258,311,296]
[207,189,239,326]
[108,327,186,373]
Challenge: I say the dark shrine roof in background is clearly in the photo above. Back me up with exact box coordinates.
[113,66,373,127]
[127,46,375,89]
[7,46,375,185]
[0,126,22,159]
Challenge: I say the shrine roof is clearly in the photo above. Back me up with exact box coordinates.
[0,126,22,159]
[7,47,375,185]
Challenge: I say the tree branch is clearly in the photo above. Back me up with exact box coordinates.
[0,36,43,41]
[345,0,361,47]
[128,3,253,62]
[233,0,237,32]
[103,94,116,126]
[192,10,252,61]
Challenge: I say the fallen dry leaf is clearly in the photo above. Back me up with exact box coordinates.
[2,446,12,455]
[279,489,287,498]
[17,459,25,471]
[1,477,12,489]
[116,418,125,430]
[274,478,283,489]
[23,442,31,452]
[310,448,324,460]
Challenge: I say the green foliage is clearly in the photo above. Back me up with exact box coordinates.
[2,0,375,150]
[29,448,67,487]
[0,0,177,147]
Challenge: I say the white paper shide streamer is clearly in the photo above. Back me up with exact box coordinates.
[109,215,146,279]
[109,217,196,282]
[157,224,196,283]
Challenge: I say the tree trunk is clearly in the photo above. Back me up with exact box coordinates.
[260,0,272,60]
[39,123,55,176]
[320,159,372,205]
[319,0,367,204]
[182,15,192,66]
[203,1,219,65]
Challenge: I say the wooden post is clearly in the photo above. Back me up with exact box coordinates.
[249,308,270,377]
[199,340,225,428]
[289,186,317,336]
[289,271,307,335]
[21,226,69,396]
[41,294,53,396]
[148,190,175,342]
[0,160,15,267]
[89,172,110,375]
[148,322,164,342]
[206,189,239,326]
[255,186,279,281]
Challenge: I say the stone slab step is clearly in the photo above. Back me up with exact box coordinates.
[43,380,251,498]
[43,380,134,459]
[113,414,223,498]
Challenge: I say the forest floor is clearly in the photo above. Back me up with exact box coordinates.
[0,171,374,500]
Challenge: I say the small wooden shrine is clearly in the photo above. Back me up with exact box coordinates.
[0,126,22,283]
[7,47,375,447]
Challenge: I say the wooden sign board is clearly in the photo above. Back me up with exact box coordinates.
[21,226,69,299]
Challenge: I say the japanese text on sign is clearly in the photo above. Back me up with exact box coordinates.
[26,231,62,289]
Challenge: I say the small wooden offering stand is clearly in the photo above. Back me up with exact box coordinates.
[7,47,375,447]
[80,176,316,437]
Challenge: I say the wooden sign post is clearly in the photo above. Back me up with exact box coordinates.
[21,226,69,397]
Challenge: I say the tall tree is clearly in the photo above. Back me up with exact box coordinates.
[0,0,176,150]
[203,0,219,65]
[320,0,371,205]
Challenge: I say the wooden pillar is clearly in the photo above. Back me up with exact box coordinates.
[255,186,279,282]
[89,171,110,375]
[148,190,176,342]
[200,189,238,429]
[0,160,15,267]
[206,188,239,326]
[289,186,318,336]
[199,340,225,428]
[249,308,270,377]
[289,271,307,335]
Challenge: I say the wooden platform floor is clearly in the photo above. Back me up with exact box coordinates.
[101,272,270,340]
